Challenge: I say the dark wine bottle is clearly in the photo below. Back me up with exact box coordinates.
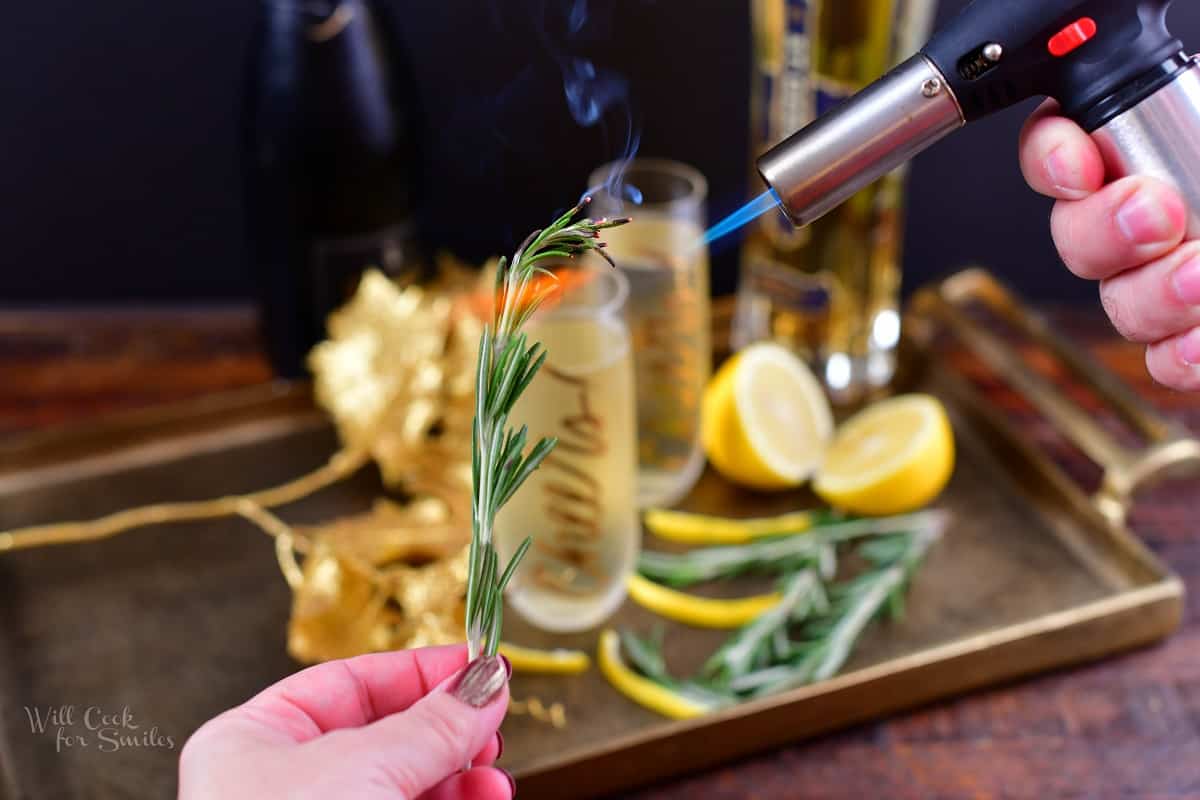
[244,0,420,377]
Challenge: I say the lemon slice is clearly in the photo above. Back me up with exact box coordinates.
[814,394,955,515]
[643,508,816,545]
[701,343,833,490]
[497,642,591,675]
[626,573,782,629]
[597,630,713,720]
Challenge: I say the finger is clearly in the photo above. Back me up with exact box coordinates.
[1146,329,1200,392]
[1051,176,1188,280]
[1099,241,1200,343]
[422,766,515,800]
[1019,100,1106,200]
[318,655,511,799]
[236,645,469,741]
[471,731,503,767]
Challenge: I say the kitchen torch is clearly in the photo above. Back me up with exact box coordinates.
[758,0,1200,237]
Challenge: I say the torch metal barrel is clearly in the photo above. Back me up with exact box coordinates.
[1092,58,1200,239]
[757,55,965,229]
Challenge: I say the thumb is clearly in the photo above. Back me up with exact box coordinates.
[317,655,510,798]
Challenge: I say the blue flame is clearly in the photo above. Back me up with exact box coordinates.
[699,190,785,248]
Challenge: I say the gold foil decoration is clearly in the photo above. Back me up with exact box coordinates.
[245,498,569,727]
[0,261,572,725]
[276,498,471,663]
[284,265,485,663]
[308,268,481,491]
[0,266,484,663]
[0,447,369,553]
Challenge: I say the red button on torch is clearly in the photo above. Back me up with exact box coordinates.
[1048,18,1098,57]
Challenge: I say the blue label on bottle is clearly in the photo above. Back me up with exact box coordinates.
[778,0,813,141]
[757,1,814,148]
[815,78,856,117]
[816,89,850,117]
[759,0,817,243]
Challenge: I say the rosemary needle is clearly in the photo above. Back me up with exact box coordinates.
[702,569,826,682]
[465,198,630,661]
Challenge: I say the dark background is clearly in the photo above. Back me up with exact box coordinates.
[3,1,1199,306]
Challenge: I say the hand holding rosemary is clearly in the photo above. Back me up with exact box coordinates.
[465,198,630,661]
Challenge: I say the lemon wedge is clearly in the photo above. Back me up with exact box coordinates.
[813,394,954,515]
[701,343,833,490]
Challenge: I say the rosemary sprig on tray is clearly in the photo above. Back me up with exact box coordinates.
[637,510,947,588]
[702,568,827,683]
[616,513,946,707]
[618,629,735,711]
[746,526,941,696]
[466,198,630,661]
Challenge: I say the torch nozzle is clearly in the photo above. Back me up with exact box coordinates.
[757,55,965,229]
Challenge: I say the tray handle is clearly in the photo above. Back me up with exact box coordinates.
[908,268,1200,525]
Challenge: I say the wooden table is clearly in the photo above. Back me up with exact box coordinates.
[1,306,1197,799]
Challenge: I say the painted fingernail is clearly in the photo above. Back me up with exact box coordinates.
[500,654,513,680]
[1116,190,1177,244]
[1172,257,1200,306]
[448,656,506,708]
[500,767,517,797]
[495,730,505,760]
[1046,147,1088,197]
[1178,329,1200,366]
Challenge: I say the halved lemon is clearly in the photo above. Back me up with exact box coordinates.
[701,343,833,490]
[813,394,954,515]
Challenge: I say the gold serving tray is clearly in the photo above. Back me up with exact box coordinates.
[0,271,1194,800]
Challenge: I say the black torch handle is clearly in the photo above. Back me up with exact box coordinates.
[924,0,1200,233]
[923,0,1180,130]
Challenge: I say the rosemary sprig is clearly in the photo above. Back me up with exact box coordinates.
[749,526,941,697]
[637,510,946,588]
[701,568,826,683]
[613,513,948,708]
[618,629,736,709]
[466,198,630,661]
[619,627,669,683]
